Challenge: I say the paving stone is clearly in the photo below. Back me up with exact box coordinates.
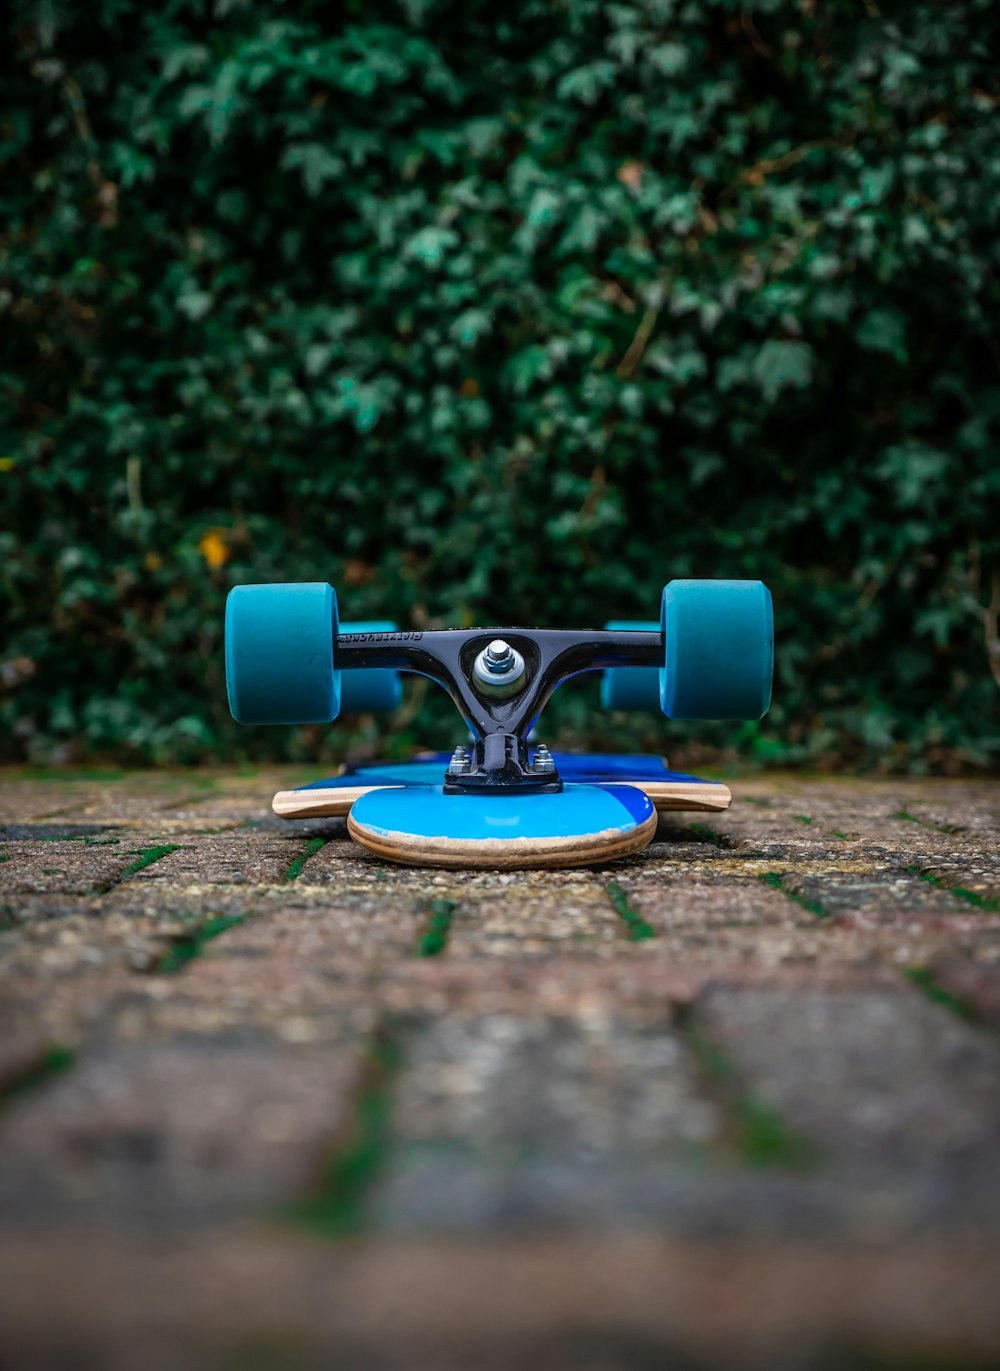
[613,835,729,867]
[695,985,1000,1231]
[0,1030,54,1092]
[376,953,894,1021]
[0,969,145,1048]
[897,793,1000,837]
[446,886,621,957]
[0,913,171,980]
[0,929,380,1052]
[0,888,262,978]
[617,842,885,880]
[371,1010,726,1230]
[833,914,1000,970]
[0,956,378,1056]
[296,835,495,891]
[616,872,800,929]
[0,821,122,841]
[19,776,219,825]
[288,835,394,885]
[0,1232,997,1369]
[0,835,167,896]
[777,867,992,920]
[0,890,97,929]
[685,816,853,856]
[122,956,379,1047]
[150,786,274,824]
[929,960,1000,1027]
[126,832,310,885]
[97,883,263,921]
[910,854,1000,905]
[204,888,429,961]
[0,1041,362,1226]
[649,918,998,976]
[0,776,188,824]
[702,821,973,865]
[0,782,77,823]
[699,786,996,862]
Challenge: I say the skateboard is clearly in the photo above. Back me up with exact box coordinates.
[225,581,773,868]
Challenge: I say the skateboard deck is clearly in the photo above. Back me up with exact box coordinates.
[272,753,731,869]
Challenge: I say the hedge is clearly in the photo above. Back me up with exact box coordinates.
[2,0,999,770]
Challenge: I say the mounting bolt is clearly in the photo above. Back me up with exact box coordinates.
[449,744,471,774]
[534,744,555,774]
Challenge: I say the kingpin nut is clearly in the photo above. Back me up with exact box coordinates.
[472,639,526,699]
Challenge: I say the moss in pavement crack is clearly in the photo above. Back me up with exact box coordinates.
[415,899,455,957]
[686,821,729,848]
[156,913,247,975]
[89,842,180,894]
[895,809,958,835]
[759,870,829,919]
[288,1028,401,1237]
[1,1045,76,1110]
[120,843,180,879]
[284,837,326,881]
[907,865,1000,913]
[606,881,656,941]
[904,967,979,1023]
[686,1020,813,1169]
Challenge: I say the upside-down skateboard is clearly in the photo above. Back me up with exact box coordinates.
[225,581,773,869]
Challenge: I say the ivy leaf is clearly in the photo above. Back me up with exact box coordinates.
[649,44,688,76]
[450,309,492,345]
[177,289,213,321]
[507,346,553,394]
[559,204,603,253]
[557,62,615,105]
[856,309,908,363]
[281,143,345,197]
[752,342,815,401]
[877,443,949,507]
[403,226,459,267]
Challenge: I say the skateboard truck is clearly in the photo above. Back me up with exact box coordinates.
[335,626,662,795]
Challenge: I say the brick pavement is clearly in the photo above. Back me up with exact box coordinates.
[1,766,999,1369]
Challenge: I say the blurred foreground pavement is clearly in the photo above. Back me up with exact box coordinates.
[1,768,999,1370]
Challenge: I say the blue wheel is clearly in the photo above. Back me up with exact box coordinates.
[660,580,773,720]
[338,621,402,713]
[601,620,662,711]
[226,583,340,725]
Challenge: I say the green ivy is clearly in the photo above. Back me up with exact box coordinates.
[2,0,999,769]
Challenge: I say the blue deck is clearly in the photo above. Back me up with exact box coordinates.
[349,782,655,844]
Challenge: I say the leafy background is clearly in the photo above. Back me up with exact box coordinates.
[2,0,999,771]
